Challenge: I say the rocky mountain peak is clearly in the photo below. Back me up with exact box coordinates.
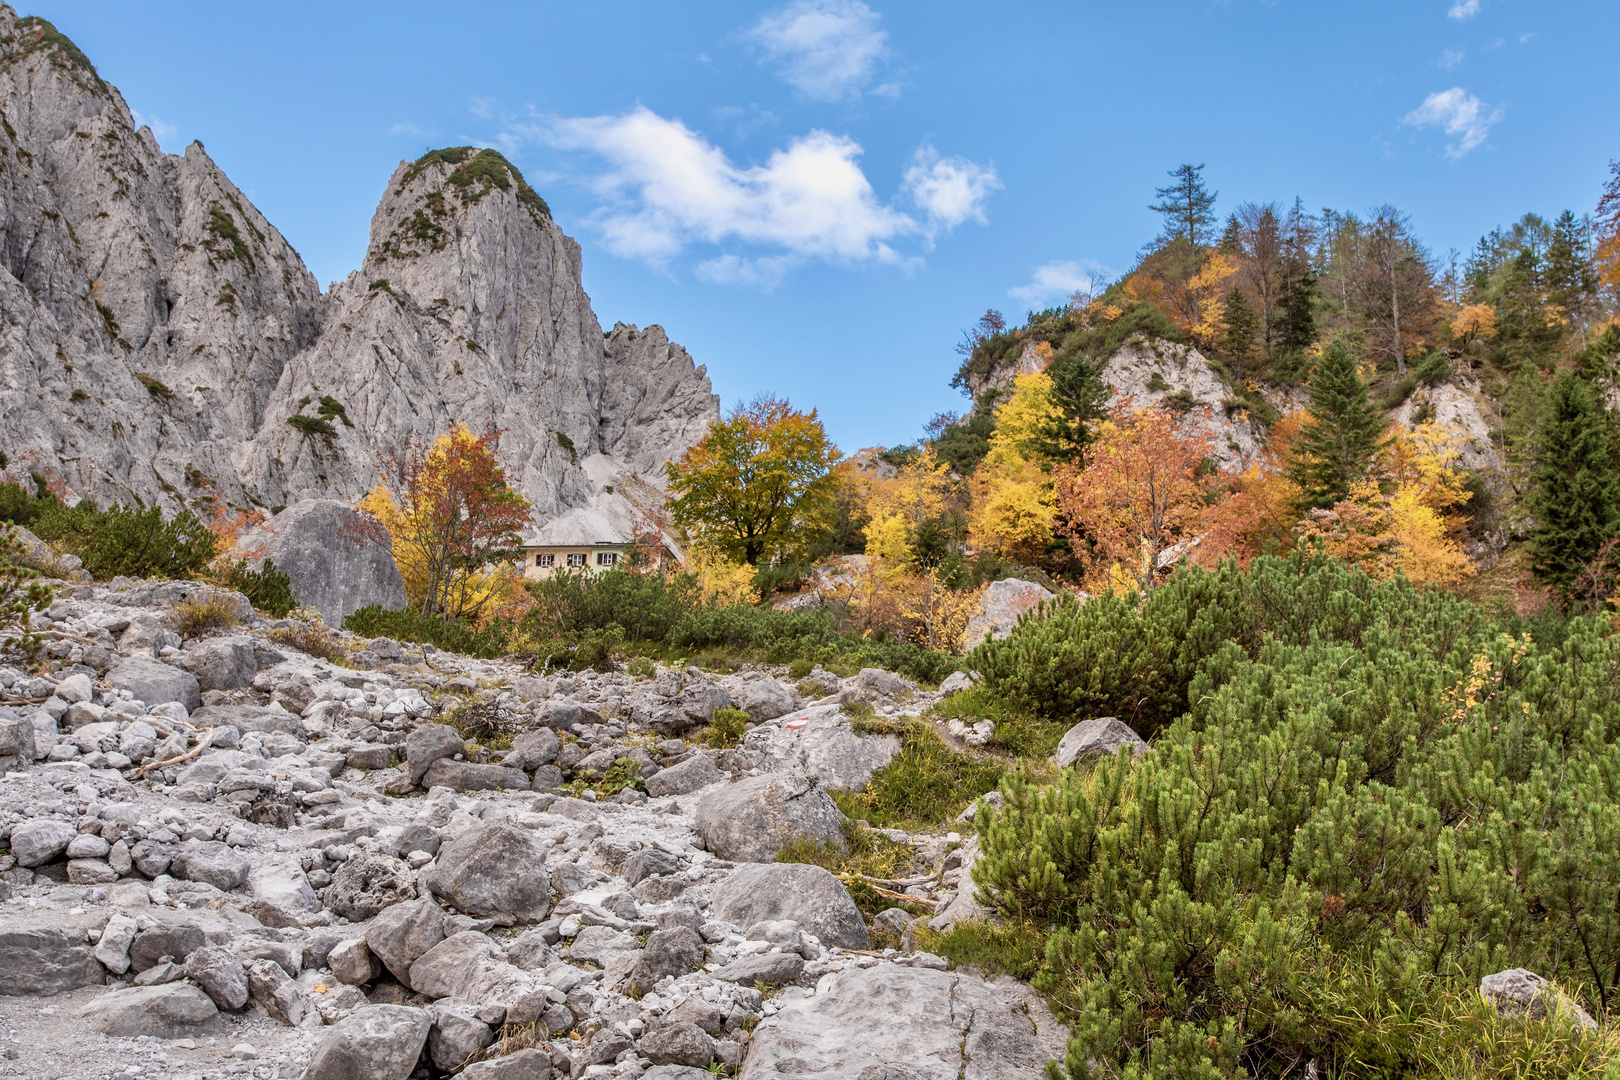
[0,14,717,524]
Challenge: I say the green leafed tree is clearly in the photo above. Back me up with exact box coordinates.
[1284,337,1386,509]
[1529,370,1620,597]
[666,394,841,566]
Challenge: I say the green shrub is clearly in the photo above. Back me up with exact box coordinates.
[694,706,750,749]
[219,558,296,617]
[29,499,216,580]
[967,552,1620,1078]
[831,720,1004,829]
[343,605,511,659]
[0,525,52,658]
[627,656,656,679]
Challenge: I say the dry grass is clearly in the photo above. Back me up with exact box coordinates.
[175,595,240,637]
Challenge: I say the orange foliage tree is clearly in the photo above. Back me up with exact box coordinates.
[1055,403,1219,592]
[359,424,533,621]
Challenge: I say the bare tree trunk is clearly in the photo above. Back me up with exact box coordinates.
[1391,260,1404,375]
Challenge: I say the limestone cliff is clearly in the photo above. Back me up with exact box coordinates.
[0,9,717,520]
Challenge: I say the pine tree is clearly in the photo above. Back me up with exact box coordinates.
[1278,268,1318,356]
[1285,338,1385,509]
[1220,286,1258,365]
[1149,164,1217,248]
[1032,353,1111,465]
[1529,371,1620,596]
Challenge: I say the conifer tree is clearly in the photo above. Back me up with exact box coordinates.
[1285,338,1385,509]
[1220,286,1258,365]
[1529,371,1620,596]
[1278,268,1318,356]
[1149,164,1217,248]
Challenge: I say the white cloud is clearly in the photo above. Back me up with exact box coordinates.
[1438,47,1464,71]
[747,0,890,102]
[1447,0,1480,19]
[1009,260,1111,309]
[903,146,1000,237]
[131,110,177,150]
[541,105,994,280]
[1401,87,1502,158]
[388,122,428,138]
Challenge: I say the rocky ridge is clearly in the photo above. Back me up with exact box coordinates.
[0,8,717,524]
[0,573,1057,1079]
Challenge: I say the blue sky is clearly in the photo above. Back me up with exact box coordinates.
[36,0,1620,452]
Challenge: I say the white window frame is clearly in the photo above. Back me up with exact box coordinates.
[597,551,619,567]
[534,553,554,568]
[566,553,587,567]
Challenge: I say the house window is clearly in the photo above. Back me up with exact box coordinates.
[566,553,587,567]
[534,553,554,568]
[597,551,619,566]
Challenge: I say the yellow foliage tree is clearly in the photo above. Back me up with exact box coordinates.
[969,372,1058,559]
[1187,252,1240,345]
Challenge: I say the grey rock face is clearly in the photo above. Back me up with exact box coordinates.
[0,13,718,520]
[324,853,417,921]
[743,707,901,792]
[739,965,1065,1080]
[106,658,201,713]
[710,863,869,950]
[961,578,1055,650]
[695,772,848,863]
[1480,968,1597,1032]
[171,839,250,890]
[183,946,249,1011]
[425,819,551,925]
[79,983,219,1038]
[242,501,406,625]
[406,723,465,786]
[365,897,446,985]
[1052,718,1147,768]
[0,926,105,994]
[8,817,75,866]
[303,1004,432,1080]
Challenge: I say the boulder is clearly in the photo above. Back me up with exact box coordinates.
[739,965,1066,1080]
[850,667,914,701]
[329,938,384,985]
[960,578,1055,650]
[504,728,560,770]
[106,657,200,713]
[457,1048,554,1080]
[641,1021,716,1069]
[365,897,446,985]
[1480,968,1598,1032]
[406,723,466,787]
[8,817,75,867]
[425,819,551,925]
[191,703,303,736]
[421,758,531,792]
[712,951,805,987]
[249,854,322,919]
[184,946,250,1011]
[243,500,408,627]
[937,671,975,695]
[1052,718,1147,768]
[626,927,707,996]
[694,772,848,863]
[179,638,259,691]
[171,839,251,891]
[623,847,683,885]
[93,913,140,974]
[247,957,309,1026]
[56,672,94,703]
[129,923,206,972]
[743,706,901,791]
[0,714,35,765]
[408,932,537,1004]
[428,1004,495,1071]
[928,836,989,933]
[0,927,105,994]
[325,854,418,921]
[78,983,218,1038]
[302,1004,432,1080]
[710,863,869,950]
[644,753,724,798]
[735,676,798,722]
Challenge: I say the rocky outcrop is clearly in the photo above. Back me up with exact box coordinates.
[961,578,1055,650]
[241,500,406,625]
[0,10,717,522]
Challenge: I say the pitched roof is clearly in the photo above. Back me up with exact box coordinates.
[525,508,627,548]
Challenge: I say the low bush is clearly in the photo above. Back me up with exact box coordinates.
[175,594,240,637]
[0,525,52,658]
[344,605,512,660]
[218,558,295,617]
[26,497,216,580]
[830,719,1003,829]
[963,552,1620,1078]
[692,706,750,749]
[267,620,349,665]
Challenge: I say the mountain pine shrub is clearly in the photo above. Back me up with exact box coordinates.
[964,551,1620,1077]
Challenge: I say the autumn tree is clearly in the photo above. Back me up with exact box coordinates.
[1055,404,1218,592]
[1285,338,1386,509]
[1234,202,1284,357]
[968,372,1060,561]
[1529,371,1620,597]
[666,395,840,566]
[1596,155,1620,298]
[1354,205,1438,374]
[360,424,533,621]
